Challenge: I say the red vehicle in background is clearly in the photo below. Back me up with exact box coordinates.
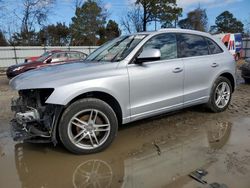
[7,50,87,79]
[24,50,62,63]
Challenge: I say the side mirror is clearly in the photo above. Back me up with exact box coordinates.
[45,58,52,64]
[136,48,161,64]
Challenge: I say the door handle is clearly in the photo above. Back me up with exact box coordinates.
[173,67,183,73]
[211,63,219,68]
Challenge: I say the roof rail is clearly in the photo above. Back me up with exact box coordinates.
[158,28,176,31]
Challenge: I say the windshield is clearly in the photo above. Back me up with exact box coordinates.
[86,34,147,62]
[36,51,52,62]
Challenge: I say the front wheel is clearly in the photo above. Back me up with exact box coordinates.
[59,98,118,154]
[207,77,232,113]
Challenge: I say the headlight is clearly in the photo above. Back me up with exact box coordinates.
[19,88,54,105]
[13,66,25,72]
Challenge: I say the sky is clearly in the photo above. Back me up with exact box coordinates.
[2,0,250,34]
[52,0,250,31]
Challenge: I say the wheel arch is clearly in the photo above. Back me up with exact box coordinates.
[219,72,235,92]
[66,91,123,126]
[207,72,235,113]
[52,91,124,145]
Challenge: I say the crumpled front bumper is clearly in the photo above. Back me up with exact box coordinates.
[10,97,52,143]
[10,94,64,144]
[10,119,33,141]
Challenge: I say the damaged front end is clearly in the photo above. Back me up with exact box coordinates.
[11,89,63,144]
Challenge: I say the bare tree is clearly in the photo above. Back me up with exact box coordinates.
[0,0,15,43]
[11,0,55,45]
[244,16,250,37]
[20,0,55,33]
[121,6,143,34]
[0,0,6,20]
[73,0,84,9]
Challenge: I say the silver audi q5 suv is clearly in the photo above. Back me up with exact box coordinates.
[10,29,236,154]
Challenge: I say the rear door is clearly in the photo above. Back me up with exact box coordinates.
[177,33,222,106]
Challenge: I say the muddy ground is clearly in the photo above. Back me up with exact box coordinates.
[0,68,250,188]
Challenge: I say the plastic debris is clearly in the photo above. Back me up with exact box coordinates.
[189,169,208,184]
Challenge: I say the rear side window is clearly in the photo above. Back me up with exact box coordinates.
[143,33,177,60]
[206,38,223,54]
[177,34,209,58]
[68,52,81,60]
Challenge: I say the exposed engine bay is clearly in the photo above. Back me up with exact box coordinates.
[11,89,63,144]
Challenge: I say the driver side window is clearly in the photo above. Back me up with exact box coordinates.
[143,33,177,61]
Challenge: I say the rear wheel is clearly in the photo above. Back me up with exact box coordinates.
[59,98,118,154]
[207,77,232,113]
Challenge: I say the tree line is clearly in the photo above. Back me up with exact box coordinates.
[0,0,247,46]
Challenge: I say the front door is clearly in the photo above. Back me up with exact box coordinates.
[128,33,184,121]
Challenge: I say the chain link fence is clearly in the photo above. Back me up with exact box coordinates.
[0,46,99,68]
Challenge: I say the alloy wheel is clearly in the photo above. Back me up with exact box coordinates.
[214,82,231,109]
[67,109,111,150]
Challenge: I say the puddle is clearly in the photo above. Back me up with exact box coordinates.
[0,117,250,188]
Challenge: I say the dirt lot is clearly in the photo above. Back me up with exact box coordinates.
[0,69,250,188]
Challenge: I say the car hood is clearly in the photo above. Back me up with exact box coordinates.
[10,61,119,90]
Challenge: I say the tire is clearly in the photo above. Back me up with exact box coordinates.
[59,98,118,154]
[207,77,232,113]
